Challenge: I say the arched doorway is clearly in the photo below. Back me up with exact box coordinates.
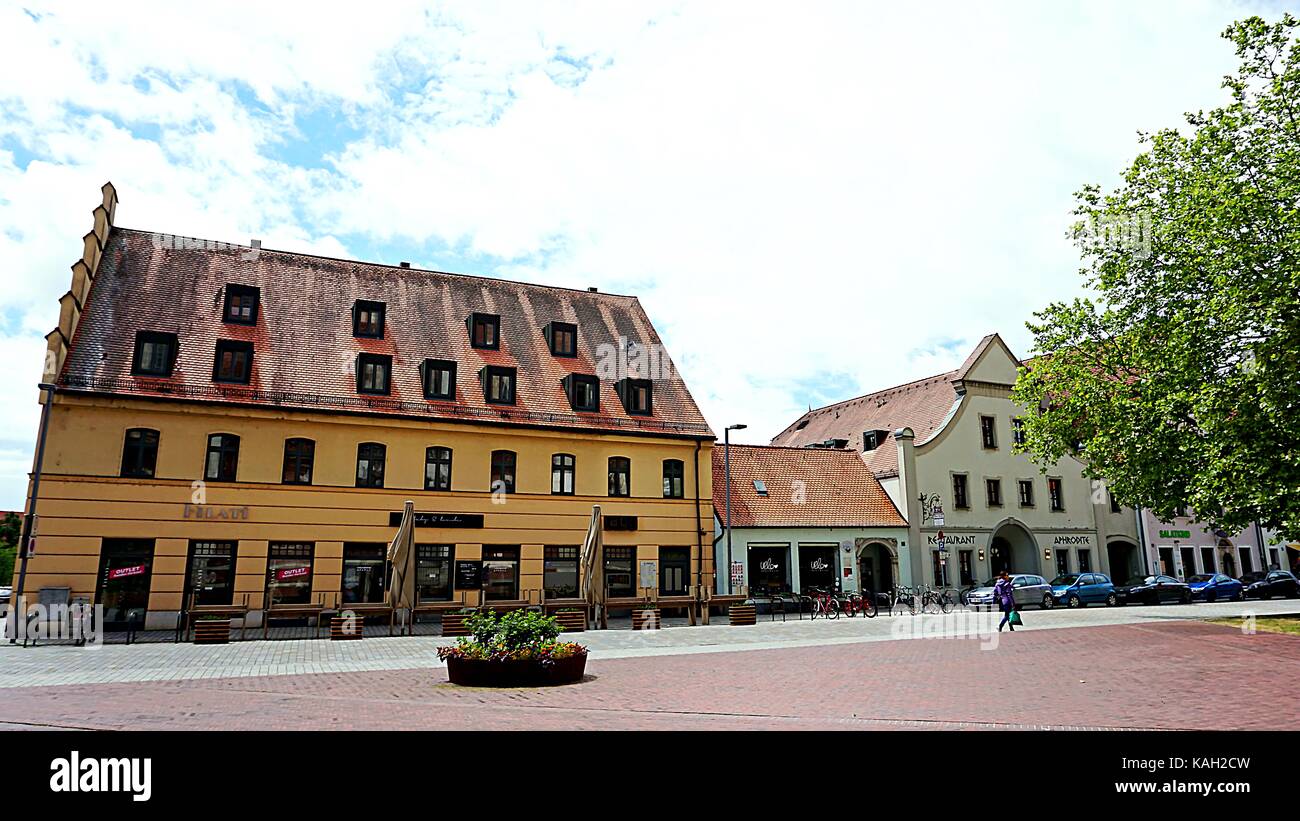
[1106,540,1140,584]
[857,541,895,595]
[988,520,1037,577]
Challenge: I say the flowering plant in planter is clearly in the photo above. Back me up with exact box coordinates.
[436,610,587,686]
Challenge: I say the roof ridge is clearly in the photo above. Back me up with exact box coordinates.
[112,226,641,300]
[724,442,866,455]
[789,369,958,423]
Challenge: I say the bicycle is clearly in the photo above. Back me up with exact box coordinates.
[890,586,917,616]
[807,587,840,620]
[847,589,879,618]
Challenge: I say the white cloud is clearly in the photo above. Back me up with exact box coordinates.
[0,0,1259,507]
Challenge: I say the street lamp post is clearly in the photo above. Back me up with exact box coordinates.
[11,383,56,643]
[723,424,747,594]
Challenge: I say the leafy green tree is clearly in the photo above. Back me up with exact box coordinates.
[0,512,19,586]
[1013,14,1300,540]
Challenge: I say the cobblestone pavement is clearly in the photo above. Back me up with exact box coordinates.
[0,618,1297,731]
[1,598,1298,689]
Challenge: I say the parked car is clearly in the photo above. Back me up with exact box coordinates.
[1045,573,1117,608]
[965,574,1053,609]
[1243,570,1300,600]
[1114,574,1191,605]
[1186,573,1244,603]
[0,585,11,605]
[1238,571,1267,586]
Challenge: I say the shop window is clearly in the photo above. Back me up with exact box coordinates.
[748,545,790,594]
[357,353,392,395]
[551,453,575,495]
[662,459,685,498]
[421,359,456,400]
[468,312,500,349]
[342,543,389,604]
[223,284,259,325]
[799,545,836,592]
[483,546,520,601]
[1078,550,1092,572]
[353,300,385,338]
[204,433,240,482]
[266,542,314,606]
[959,550,974,586]
[131,331,177,377]
[186,541,237,607]
[952,473,969,509]
[603,546,636,598]
[491,450,516,494]
[425,446,452,491]
[563,373,599,412]
[932,551,946,586]
[1056,550,1070,577]
[481,365,516,405]
[545,321,577,357]
[121,428,160,478]
[544,546,580,599]
[608,456,631,497]
[416,544,454,602]
[660,547,690,596]
[356,442,387,488]
[282,438,315,485]
[213,339,253,383]
[97,539,155,628]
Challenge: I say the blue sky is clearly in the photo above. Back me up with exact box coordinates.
[0,0,1278,509]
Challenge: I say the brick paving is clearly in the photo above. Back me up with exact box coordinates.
[1,619,1296,730]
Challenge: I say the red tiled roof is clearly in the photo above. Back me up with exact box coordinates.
[768,370,961,476]
[712,445,905,528]
[59,228,714,438]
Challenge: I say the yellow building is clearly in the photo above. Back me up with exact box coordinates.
[16,183,715,629]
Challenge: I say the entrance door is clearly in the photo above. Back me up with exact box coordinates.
[97,539,155,629]
[1222,550,1237,578]
[1158,547,1176,576]
[1200,547,1216,575]
[1179,546,1196,580]
[990,538,1012,575]
[1077,550,1092,572]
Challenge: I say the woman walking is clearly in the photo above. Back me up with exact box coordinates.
[994,570,1017,632]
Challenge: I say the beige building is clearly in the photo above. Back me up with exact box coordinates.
[772,334,1142,593]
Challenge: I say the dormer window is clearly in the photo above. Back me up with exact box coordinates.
[223,284,260,325]
[545,321,577,357]
[132,331,178,377]
[213,340,253,384]
[421,359,456,401]
[862,429,889,451]
[563,374,599,412]
[481,365,516,405]
[353,300,386,338]
[616,378,653,416]
[357,353,392,395]
[468,313,500,349]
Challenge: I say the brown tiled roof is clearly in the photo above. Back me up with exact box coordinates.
[59,228,714,438]
[712,445,905,528]
[768,370,962,476]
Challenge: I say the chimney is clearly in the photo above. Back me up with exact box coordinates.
[400,262,411,269]
[587,287,598,292]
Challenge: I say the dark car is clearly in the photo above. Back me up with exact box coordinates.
[1114,574,1191,605]
[1243,570,1300,600]
[1238,571,1267,587]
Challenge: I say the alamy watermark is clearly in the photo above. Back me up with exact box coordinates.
[3,599,104,647]
[150,232,261,261]
[1076,211,1154,260]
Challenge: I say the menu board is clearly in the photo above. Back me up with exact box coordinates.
[454,560,482,590]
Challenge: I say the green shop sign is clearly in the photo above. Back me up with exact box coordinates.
[1158,529,1192,539]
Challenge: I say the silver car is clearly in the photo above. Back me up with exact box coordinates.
[964,574,1053,609]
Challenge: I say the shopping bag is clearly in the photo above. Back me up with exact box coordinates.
[1009,610,1023,626]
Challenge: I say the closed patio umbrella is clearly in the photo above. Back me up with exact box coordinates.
[579,505,604,628]
[387,500,416,632]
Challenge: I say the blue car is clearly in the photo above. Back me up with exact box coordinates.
[1186,573,1244,603]
[1045,573,1117,608]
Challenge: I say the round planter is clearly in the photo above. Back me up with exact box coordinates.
[445,652,588,687]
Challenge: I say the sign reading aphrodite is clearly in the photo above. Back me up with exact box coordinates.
[1050,534,1095,548]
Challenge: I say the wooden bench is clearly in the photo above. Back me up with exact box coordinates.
[651,594,698,626]
[263,598,328,639]
[186,596,250,642]
[193,619,233,643]
[331,602,395,636]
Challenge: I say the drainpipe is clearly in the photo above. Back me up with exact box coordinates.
[1134,506,1150,576]
[1255,521,1268,570]
[692,437,704,596]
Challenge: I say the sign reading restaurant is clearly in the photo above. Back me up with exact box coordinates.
[926,533,977,546]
